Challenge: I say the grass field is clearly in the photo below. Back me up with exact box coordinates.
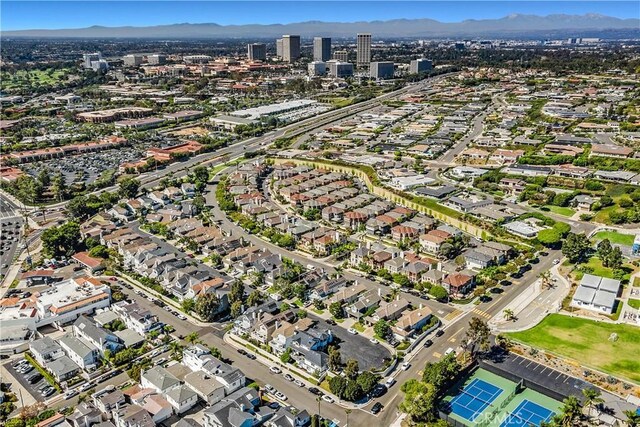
[1,68,73,90]
[573,256,634,282]
[628,299,640,310]
[592,231,636,246]
[508,314,640,383]
[593,205,621,225]
[543,205,575,217]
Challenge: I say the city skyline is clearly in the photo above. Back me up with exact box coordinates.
[2,1,639,31]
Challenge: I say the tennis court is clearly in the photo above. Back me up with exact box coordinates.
[449,378,504,422]
[499,399,555,427]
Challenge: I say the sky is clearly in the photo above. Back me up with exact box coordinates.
[2,1,639,31]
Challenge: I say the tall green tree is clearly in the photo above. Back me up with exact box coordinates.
[399,379,437,423]
[562,233,590,264]
[119,177,140,199]
[462,317,491,360]
[41,221,81,257]
[195,293,222,322]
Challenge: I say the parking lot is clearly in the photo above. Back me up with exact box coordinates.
[5,358,61,403]
[310,315,392,371]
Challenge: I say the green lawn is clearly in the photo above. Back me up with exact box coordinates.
[508,314,640,383]
[574,257,634,282]
[543,205,575,217]
[628,299,640,310]
[593,205,624,225]
[592,231,636,246]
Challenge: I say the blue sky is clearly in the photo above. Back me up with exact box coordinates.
[2,1,639,31]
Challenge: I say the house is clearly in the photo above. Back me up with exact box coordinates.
[112,301,163,335]
[371,298,410,323]
[326,283,367,305]
[141,366,180,394]
[345,289,382,319]
[140,393,173,423]
[403,261,431,283]
[94,388,125,416]
[422,269,445,287]
[489,149,524,164]
[48,356,80,382]
[112,404,155,427]
[391,225,420,241]
[166,385,198,414]
[590,143,633,158]
[203,387,262,427]
[443,273,475,298]
[59,334,100,370]
[384,257,407,274]
[370,251,393,270]
[184,370,226,405]
[73,315,123,355]
[464,249,494,270]
[392,306,434,338]
[20,269,58,286]
[350,246,371,267]
[321,206,344,222]
[571,274,621,314]
[72,252,105,274]
[66,402,102,427]
[419,233,446,254]
[29,336,64,365]
[181,183,196,197]
[572,194,598,211]
[267,407,311,427]
[308,278,348,300]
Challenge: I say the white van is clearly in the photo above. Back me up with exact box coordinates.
[444,347,455,356]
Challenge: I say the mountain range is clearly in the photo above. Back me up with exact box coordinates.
[2,14,639,39]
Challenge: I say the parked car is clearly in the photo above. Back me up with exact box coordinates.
[269,366,281,374]
[401,362,411,371]
[264,384,275,393]
[369,338,379,344]
[294,379,305,388]
[308,387,322,396]
[370,384,387,398]
[423,339,433,348]
[237,349,247,356]
[246,353,256,360]
[27,373,43,384]
[275,391,287,401]
[435,329,445,337]
[79,382,94,392]
[347,328,358,335]
[325,319,336,326]
[283,373,294,382]
[384,378,396,388]
[322,395,334,403]
[64,390,78,399]
[371,402,384,414]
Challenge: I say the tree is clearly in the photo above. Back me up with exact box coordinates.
[374,320,392,340]
[624,410,640,427]
[328,376,347,399]
[503,309,515,321]
[329,301,344,319]
[119,177,140,199]
[343,380,363,401]
[51,172,67,201]
[169,341,184,360]
[344,359,359,380]
[181,298,195,313]
[328,346,342,371]
[597,239,613,263]
[422,353,459,390]
[41,221,81,257]
[399,379,437,422]
[582,388,604,418]
[462,317,490,360]
[185,332,200,345]
[37,168,51,188]
[554,395,583,427]
[247,290,263,307]
[539,271,553,290]
[230,300,243,318]
[280,348,292,364]
[562,233,591,263]
[192,165,209,184]
[195,293,222,322]
[537,229,562,247]
[229,281,245,304]
[430,285,449,301]
[607,246,623,270]
[89,245,109,258]
[356,371,380,395]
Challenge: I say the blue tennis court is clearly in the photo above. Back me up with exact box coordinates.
[500,399,555,427]
[449,378,504,422]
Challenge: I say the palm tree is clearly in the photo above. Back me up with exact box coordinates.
[345,409,352,427]
[185,332,200,345]
[624,410,640,427]
[539,271,552,290]
[582,388,604,418]
[557,395,583,427]
[169,341,184,361]
[503,308,516,321]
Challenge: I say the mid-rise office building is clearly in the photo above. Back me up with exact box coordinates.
[148,54,167,65]
[183,55,211,64]
[308,61,327,76]
[370,61,394,79]
[247,43,267,61]
[313,37,331,62]
[123,54,143,67]
[328,61,354,78]
[91,60,109,72]
[333,50,349,62]
[276,39,283,58]
[282,35,301,63]
[83,52,102,69]
[356,33,372,67]
[410,58,433,74]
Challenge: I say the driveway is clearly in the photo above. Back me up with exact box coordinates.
[310,315,391,371]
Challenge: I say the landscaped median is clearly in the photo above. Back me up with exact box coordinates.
[270,157,490,239]
[506,313,640,385]
[24,352,62,392]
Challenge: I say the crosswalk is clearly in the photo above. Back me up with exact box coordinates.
[444,308,462,321]
[471,308,492,320]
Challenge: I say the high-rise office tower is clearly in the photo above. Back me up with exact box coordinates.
[247,43,267,61]
[282,35,301,63]
[356,33,372,67]
[333,50,348,62]
[313,37,331,62]
[370,62,394,79]
[276,39,283,58]
[410,58,433,74]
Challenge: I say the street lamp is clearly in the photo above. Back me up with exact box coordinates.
[316,396,321,419]
[345,408,352,427]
